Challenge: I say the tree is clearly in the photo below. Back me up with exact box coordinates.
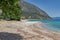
[0,0,22,21]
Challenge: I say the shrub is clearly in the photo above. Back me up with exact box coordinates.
[0,0,22,21]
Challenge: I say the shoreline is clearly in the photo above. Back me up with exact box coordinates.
[41,23,60,33]
[0,20,60,33]
[21,20,60,33]
[0,20,60,40]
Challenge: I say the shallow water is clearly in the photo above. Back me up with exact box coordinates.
[27,19,60,32]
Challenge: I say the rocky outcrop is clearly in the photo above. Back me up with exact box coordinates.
[0,21,60,40]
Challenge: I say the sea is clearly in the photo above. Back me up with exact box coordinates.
[27,19,60,32]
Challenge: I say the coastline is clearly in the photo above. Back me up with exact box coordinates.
[0,20,60,40]
[41,23,60,33]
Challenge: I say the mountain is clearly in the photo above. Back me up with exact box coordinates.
[53,17,60,19]
[19,0,52,19]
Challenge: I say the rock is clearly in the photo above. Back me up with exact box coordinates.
[0,32,23,40]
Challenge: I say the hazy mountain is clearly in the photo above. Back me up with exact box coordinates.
[20,0,52,19]
[53,17,60,19]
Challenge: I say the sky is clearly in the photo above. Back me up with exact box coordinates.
[25,0,60,17]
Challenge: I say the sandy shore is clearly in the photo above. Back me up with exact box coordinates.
[0,20,60,40]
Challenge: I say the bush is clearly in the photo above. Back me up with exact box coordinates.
[0,0,22,21]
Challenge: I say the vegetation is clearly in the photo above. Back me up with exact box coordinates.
[0,0,22,21]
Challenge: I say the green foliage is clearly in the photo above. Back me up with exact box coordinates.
[0,0,22,21]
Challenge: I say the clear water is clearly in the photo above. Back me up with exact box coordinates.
[27,19,60,32]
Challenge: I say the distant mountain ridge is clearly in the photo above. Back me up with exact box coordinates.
[53,17,60,19]
[19,0,52,19]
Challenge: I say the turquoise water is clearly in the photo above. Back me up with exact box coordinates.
[27,19,60,32]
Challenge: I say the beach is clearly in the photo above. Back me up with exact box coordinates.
[0,20,60,40]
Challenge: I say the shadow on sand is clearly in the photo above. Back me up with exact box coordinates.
[0,32,23,40]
